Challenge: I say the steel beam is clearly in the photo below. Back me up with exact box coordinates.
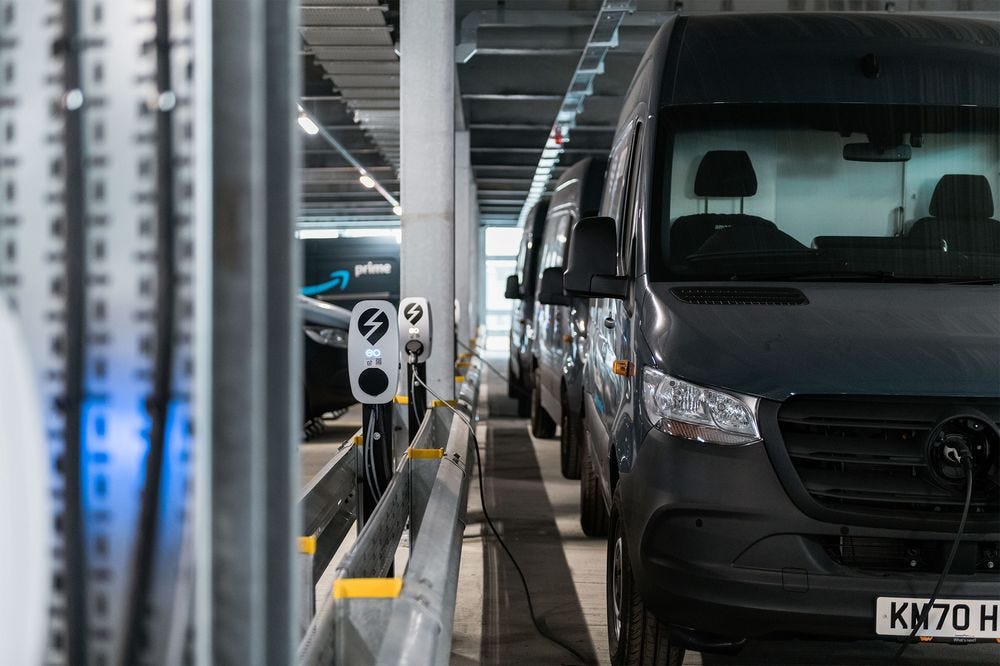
[209,1,298,664]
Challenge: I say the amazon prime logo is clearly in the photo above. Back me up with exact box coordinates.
[403,302,424,325]
[358,308,390,344]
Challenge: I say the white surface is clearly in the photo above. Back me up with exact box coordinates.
[0,304,50,665]
[348,300,400,404]
[398,296,432,363]
[876,597,999,639]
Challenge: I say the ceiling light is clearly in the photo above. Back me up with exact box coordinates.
[359,174,376,188]
[392,205,402,216]
[297,113,319,136]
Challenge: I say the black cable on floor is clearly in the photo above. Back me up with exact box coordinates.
[414,373,589,665]
[120,1,177,661]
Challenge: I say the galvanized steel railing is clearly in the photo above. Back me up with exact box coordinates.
[297,360,482,665]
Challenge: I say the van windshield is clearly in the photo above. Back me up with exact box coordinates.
[652,105,1000,283]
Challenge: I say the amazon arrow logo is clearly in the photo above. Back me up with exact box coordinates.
[359,307,389,344]
[403,302,423,325]
[301,269,350,296]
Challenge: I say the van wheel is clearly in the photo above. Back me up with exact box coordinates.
[580,440,608,537]
[530,369,557,438]
[516,391,531,418]
[608,488,685,666]
[507,360,519,399]
[559,394,582,479]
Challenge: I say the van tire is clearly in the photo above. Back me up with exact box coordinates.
[580,441,608,537]
[560,394,582,479]
[608,488,685,666]
[530,369,557,438]
[516,391,531,418]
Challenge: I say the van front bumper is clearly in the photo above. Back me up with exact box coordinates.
[621,427,1000,643]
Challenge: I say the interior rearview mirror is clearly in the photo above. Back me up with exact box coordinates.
[537,267,570,306]
[504,274,521,300]
[564,216,628,300]
[843,142,911,162]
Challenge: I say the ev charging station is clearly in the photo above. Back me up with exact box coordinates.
[398,297,432,441]
[348,301,400,527]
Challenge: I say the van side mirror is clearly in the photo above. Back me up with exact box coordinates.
[504,274,521,300]
[537,267,570,306]
[564,216,628,299]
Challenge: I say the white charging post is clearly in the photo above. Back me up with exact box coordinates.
[398,297,432,441]
[348,300,400,527]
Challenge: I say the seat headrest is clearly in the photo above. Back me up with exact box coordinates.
[694,150,758,198]
[929,174,994,218]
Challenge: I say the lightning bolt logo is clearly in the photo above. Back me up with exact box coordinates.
[359,307,389,344]
[404,303,423,325]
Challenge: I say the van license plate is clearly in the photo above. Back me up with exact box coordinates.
[876,597,1000,639]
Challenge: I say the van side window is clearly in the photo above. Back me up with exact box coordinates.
[619,122,643,275]
[600,121,637,238]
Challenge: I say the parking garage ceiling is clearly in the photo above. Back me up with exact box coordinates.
[299,0,996,228]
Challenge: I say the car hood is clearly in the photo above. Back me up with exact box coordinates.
[641,283,1000,401]
[298,295,351,328]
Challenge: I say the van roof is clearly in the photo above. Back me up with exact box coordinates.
[661,13,1000,108]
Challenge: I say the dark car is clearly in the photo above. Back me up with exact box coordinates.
[505,200,549,416]
[531,158,607,480]
[563,13,1000,665]
[299,296,355,429]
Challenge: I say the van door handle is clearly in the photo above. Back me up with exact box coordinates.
[604,316,615,330]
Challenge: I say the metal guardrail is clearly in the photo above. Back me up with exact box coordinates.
[298,360,482,665]
[297,431,362,637]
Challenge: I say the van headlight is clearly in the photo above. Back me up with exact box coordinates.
[642,368,761,446]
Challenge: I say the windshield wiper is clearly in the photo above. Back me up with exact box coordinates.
[728,271,1000,284]
[728,270,902,282]
[926,276,1000,285]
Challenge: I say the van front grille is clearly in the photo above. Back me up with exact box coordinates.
[775,396,1000,525]
[819,536,1000,574]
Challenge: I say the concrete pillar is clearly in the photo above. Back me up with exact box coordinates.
[454,130,472,347]
[468,181,481,341]
[400,0,455,398]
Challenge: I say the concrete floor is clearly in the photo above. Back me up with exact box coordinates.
[448,366,999,666]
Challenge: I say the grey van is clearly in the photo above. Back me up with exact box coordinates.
[532,158,607,480]
[563,13,1000,665]
[506,200,549,416]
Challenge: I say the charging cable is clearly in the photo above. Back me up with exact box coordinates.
[892,443,974,662]
[413,372,589,665]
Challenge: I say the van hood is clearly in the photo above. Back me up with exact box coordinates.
[641,283,1000,401]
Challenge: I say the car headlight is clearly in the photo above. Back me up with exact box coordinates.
[304,326,349,349]
[642,368,761,446]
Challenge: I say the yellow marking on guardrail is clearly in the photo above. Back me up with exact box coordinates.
[432,399,457,408]
[455,375,466,383]
[298,536,317,555]
[353,435,363,446]
[407,447,444,459]
[455,361,471,369]
[393,395,409,404]
[458,353,472,360]
[333,578,403,599]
